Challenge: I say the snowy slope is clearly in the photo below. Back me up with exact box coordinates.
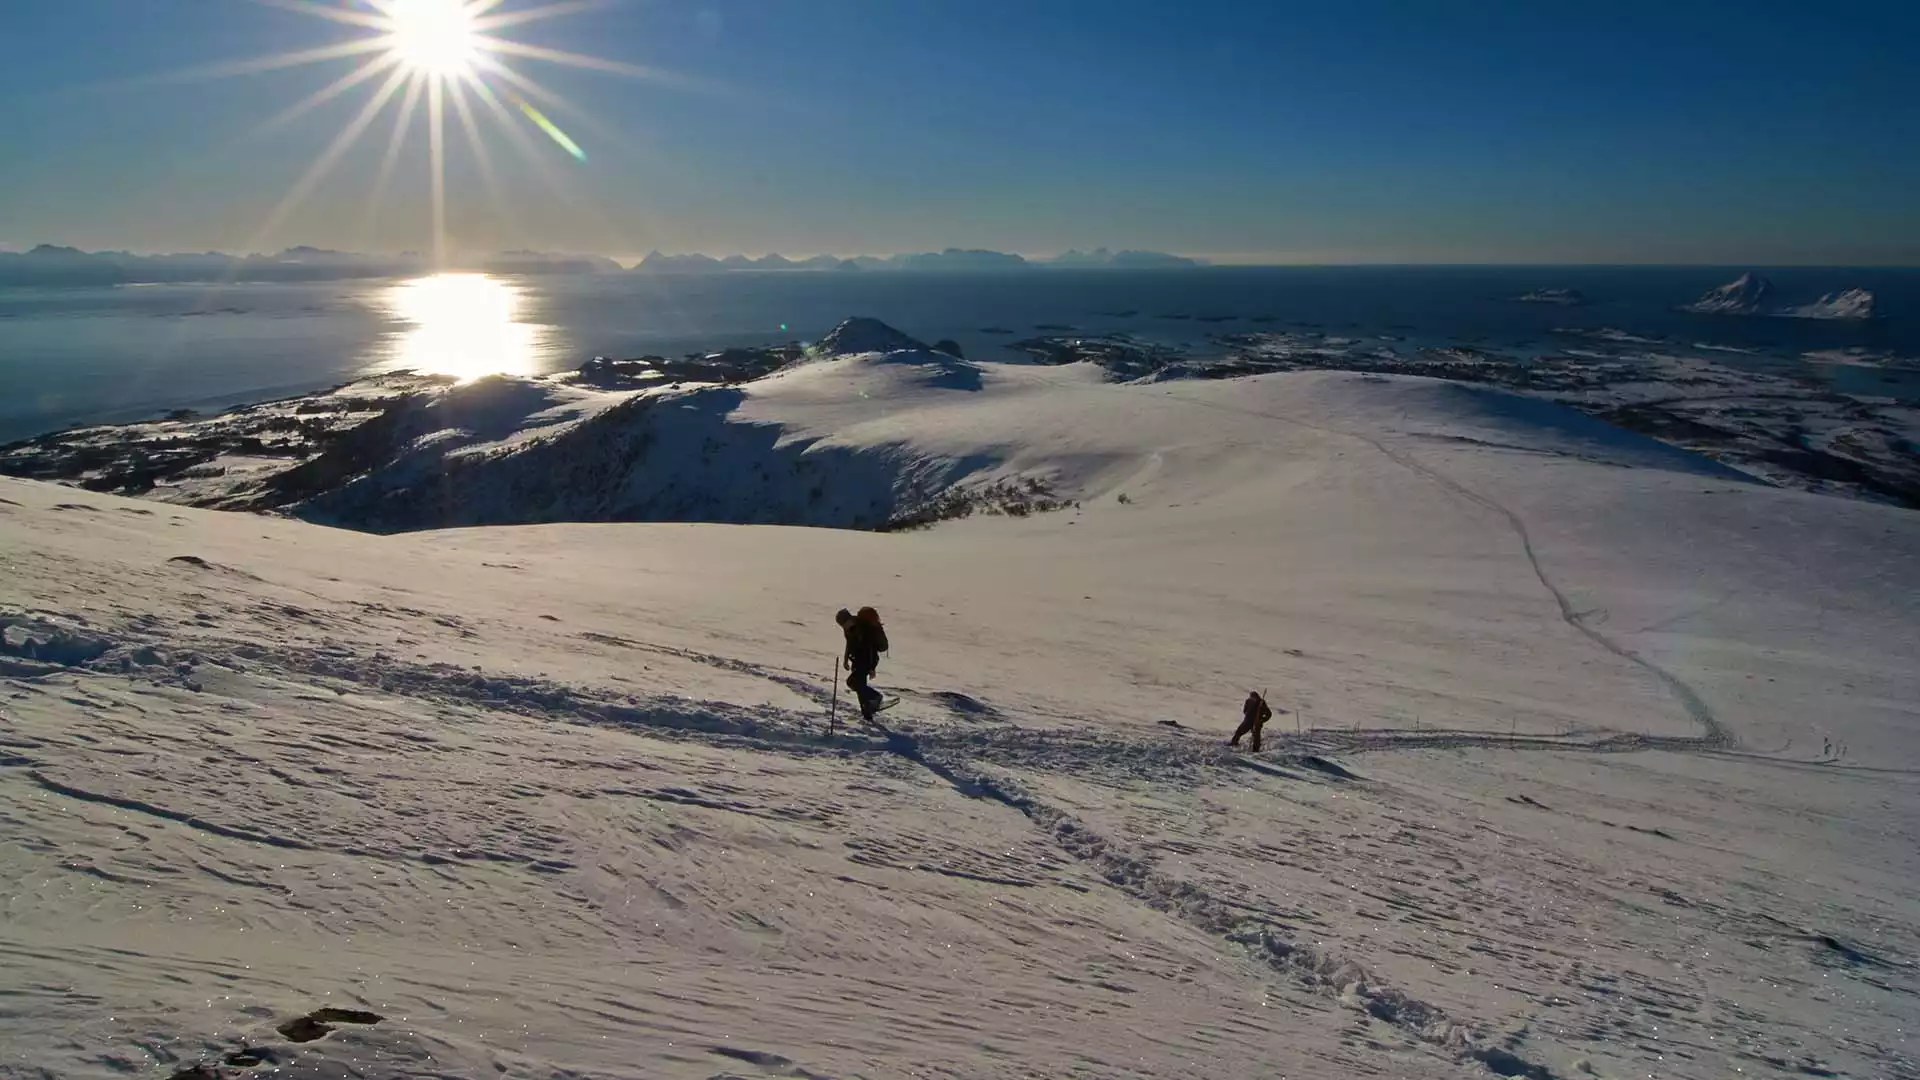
[3,364,1917,1080]
[1782,288,1877,320]
[1680,272,1773,315]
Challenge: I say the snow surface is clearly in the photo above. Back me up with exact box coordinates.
[3,362,1918,1080]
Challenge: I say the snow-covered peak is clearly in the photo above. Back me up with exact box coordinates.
[1681,272,1774,315]
[813,317,929,357]
[1782,287,1876,320]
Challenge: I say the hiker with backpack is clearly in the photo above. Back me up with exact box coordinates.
[1230,690,1274,752]
[836,606,890,723]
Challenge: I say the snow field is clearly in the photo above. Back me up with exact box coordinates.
[2,358,1916,1078]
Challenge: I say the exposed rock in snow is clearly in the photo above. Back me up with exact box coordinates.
[1011,334,1187,380]
[1781,287,1877,320]
[1680,272,1774,315]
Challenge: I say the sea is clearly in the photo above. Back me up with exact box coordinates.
[3,266,1918,445]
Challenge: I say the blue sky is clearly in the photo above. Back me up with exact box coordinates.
[1,0,1915,264]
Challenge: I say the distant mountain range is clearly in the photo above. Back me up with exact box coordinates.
[0,245,432,286]
[630,247,1204,274]
[0,243,1204,285]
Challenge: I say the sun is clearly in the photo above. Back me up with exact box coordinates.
[154,0,700,270]
[386,0,480,78]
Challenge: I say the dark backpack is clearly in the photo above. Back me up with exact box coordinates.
[856,607,889,654]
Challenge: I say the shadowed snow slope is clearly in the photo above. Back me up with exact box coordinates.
[2,368,1917,1080]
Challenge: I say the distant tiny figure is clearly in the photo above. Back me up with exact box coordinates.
[836,606,890,722]
[1230,690,1274,752]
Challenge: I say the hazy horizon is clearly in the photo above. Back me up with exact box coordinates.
[2,2,1916,267]
[6,241,1919,271]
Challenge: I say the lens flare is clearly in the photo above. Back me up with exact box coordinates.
[516,98,586,161]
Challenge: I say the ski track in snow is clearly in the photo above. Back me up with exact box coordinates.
[2,363,1917,1080]
[1129,379,1734,751]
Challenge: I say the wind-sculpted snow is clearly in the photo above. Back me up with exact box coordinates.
[0,597,1819,1080]
[2,353,1917,1079]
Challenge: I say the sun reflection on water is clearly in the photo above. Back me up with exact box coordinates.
[383,273,540,380]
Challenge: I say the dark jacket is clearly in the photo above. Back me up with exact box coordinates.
[1244,693,1272,724]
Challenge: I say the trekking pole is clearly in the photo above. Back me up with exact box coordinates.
[828,656,839,736]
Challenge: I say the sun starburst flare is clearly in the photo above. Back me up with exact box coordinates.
[172,0,683,266]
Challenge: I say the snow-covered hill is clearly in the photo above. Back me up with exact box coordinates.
[4,349,1917,1079]
[1682,274,1880,320]
[1783,287,1877,320]
[1680,272,1774,314]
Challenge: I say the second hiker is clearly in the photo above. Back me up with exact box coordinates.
[836,606,890,722]
[1230,690,1274,752]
